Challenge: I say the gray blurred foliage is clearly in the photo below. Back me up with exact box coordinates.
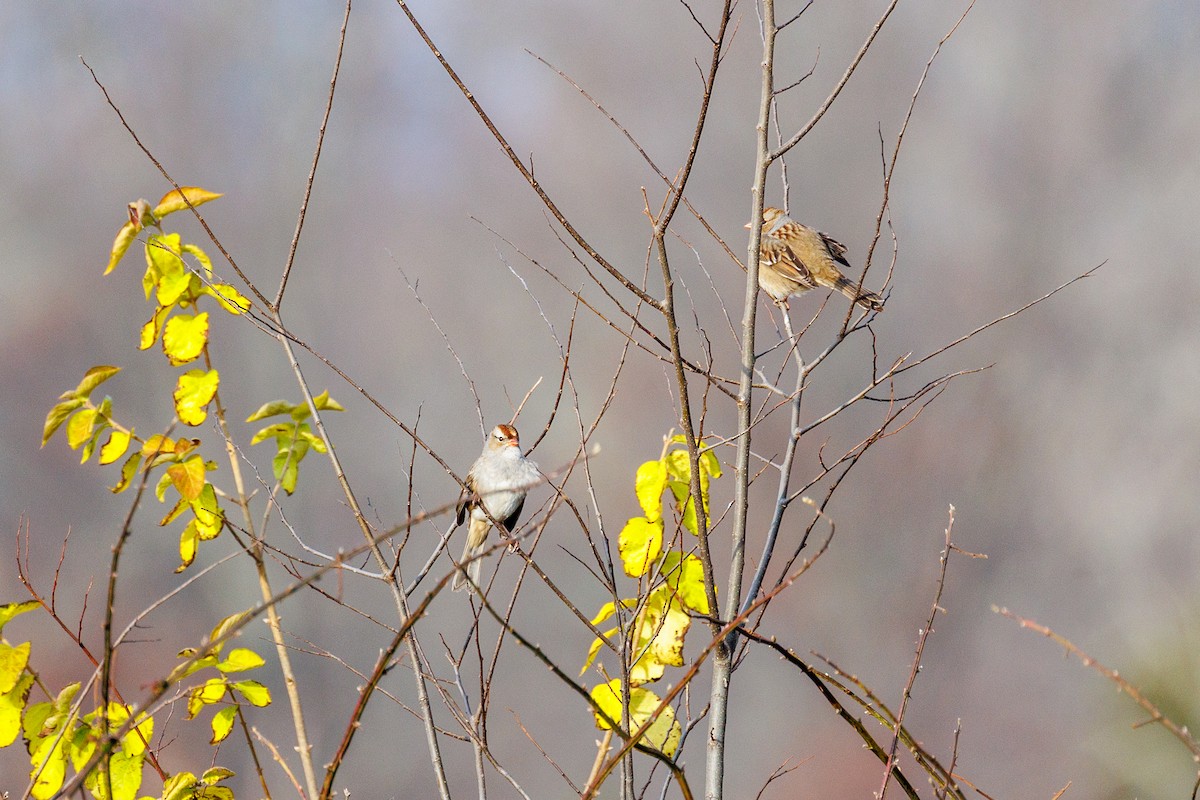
[2,2,1199,797]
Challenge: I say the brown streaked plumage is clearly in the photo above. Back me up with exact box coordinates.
[746,207,884,312]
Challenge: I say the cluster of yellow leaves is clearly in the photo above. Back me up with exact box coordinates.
[111,190,248,429]
[2,601,249,800]
[172,612,271,747]
[247,391,344,495]
[582,436,722,758]
[2,601,154,800]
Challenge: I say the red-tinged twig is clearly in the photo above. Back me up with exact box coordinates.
[251,726,304,798]
[880,506,962,799]
[994,606,1200,760]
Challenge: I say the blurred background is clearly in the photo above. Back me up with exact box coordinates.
[3,2,1198,797]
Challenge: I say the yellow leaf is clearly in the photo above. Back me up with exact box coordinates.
[204,283,250,315]
[632,593,689,682]
[0,641,30,694]
[187,679,227,718]
[216,648,264,673]
[663,449,691,483]
[66,408,97,450]
[312,389,345,412]
[168,455,207,501]
[210,706,236,744]
[0,672,34,748]
[98,429,133,465]
[111,452,143,493]
[0,600,40,634]
[590,680,624,731]
[232,679,271,707]
[162,312,209,366]
[177,522,199,572]
[174,368,219,426]
[589,680,681,757]
[153,187,223,218]
[139,305,171,351]
[29,731,67,799]
[634,460,667,522]
[699,448,722,478]
[580,623,623,678]
[106,221,139,275]
[122,712,153,756]
[617,517,662,578]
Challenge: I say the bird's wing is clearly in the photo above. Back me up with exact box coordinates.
[762,234,815,284]
[455,471,476,527]
[501,496,526,534]
[817,232,851,267]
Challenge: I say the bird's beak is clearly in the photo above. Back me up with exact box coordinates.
[743,221,752,230]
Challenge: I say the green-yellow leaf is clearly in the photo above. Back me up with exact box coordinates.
[0,640,31,694]
[617,517,662,578]
[246,401,296,423]
[204,283,250,315]
[161,772,198,800]
[105,746,145,800]
[232,679,271,707]
[99,429,132,465]
[122,712,154,756]
[274,446,304,495]
[162,313,209,366]
[209,611,249,647]
[74,366,121,398]
[201,767,235,783]
[699,447,722,478]
[167,455,208,501]
[181,243,214,280]
[174,369,219,426]
[153,187,222,218]
[160,495,189,527]
[215,648,264,673]
[198,788,235,800]
[41,398,85,447]
[210,705,237,744]
[635,460,668,522]
[661,552,711,615]
[0,600,40,634]
[191,484,224,540]
[250,421,293,446]
[106,220,139,275]
[312,389,345,412]
[66,408,97,450]
[110,452,143,494]
[0,672,34,747]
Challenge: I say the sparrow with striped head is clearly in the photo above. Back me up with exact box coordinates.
[452,424,541,591]
[747,207,884,312]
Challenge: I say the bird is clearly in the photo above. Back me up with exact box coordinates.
[452,424,541,591]
[746,207,884,312]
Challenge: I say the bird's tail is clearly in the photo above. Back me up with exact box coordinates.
[832,274,884,312]
[453,519,488,592]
